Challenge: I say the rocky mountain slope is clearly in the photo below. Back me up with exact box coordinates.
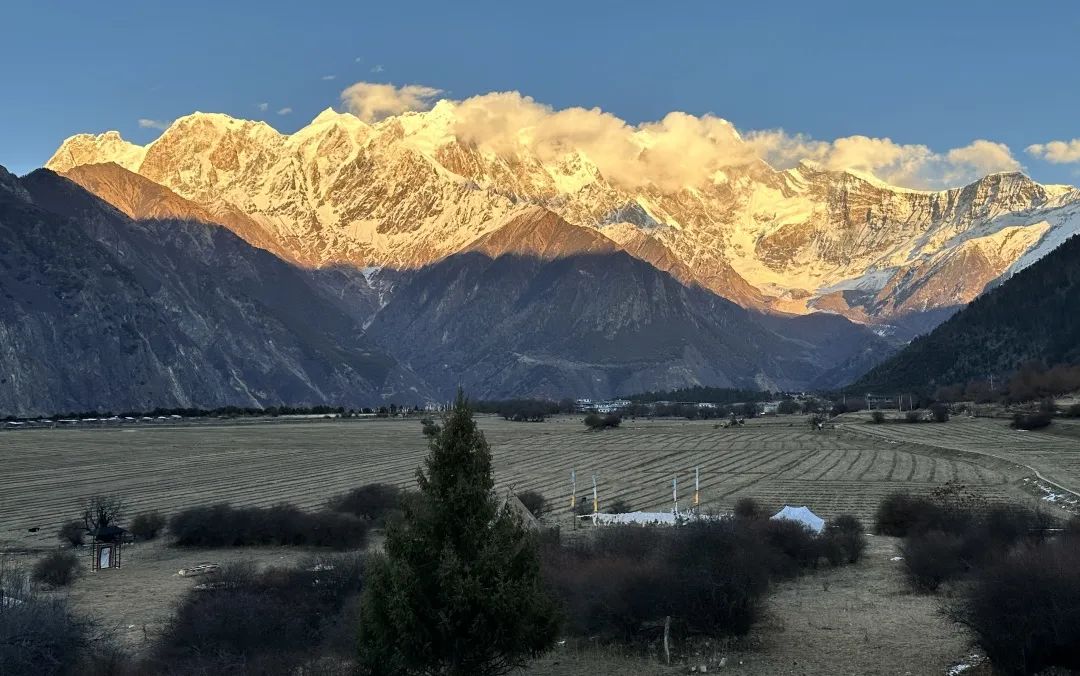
[853,230,1080,393]
[367,209,892,397]
[47,105,1080,327]
[0,165,423,416]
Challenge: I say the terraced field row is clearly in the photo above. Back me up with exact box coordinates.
[846,416,1080,495]
[0,415,1025,550]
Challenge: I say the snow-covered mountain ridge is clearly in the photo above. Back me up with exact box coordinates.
[46,104,1080,324]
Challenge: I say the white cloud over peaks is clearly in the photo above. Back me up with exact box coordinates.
[1026,139,1080,164]
[341,82,444,122]
[257,102,269,112]
[747,132,1019,189]
[333,83,1023,190]
[277,107,293,115]
[451,91,752,190]
[137,118,170,130]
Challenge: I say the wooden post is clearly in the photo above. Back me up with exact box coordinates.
[663,615,672,664]
[693,466,700,507]
[592,473,598,515]
[570,469,576,509]
[672,475,678,515]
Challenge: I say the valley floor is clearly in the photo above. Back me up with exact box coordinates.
[5,413,1077,673]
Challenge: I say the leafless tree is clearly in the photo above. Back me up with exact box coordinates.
[81,495,125,532]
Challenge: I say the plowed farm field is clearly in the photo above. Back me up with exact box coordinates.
[0,414,1051,551]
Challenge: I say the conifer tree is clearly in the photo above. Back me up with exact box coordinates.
[359,391,559,675]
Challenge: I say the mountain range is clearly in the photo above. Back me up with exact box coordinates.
[4,104,1080,413]
[46,106,1080,328]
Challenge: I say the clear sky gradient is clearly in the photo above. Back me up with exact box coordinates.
[5,1,1080,185]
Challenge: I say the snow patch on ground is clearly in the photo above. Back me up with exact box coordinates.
[1022,476,1080,513]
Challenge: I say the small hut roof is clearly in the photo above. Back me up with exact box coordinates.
[498,489,540,530]
[87,525,127,541]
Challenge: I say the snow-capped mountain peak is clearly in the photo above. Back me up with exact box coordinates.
[45,107,1080,325]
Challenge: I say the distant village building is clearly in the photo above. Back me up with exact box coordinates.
[593,399,631,414]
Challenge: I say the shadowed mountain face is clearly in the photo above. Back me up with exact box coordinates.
[853,231,1080,393]
[1,162,896,412]
[367,213,894,399]
[0,166,424,416]
[61,162,297,263]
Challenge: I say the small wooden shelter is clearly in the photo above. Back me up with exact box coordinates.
[88,525,127,571]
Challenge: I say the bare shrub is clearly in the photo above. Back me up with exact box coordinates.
[667,521,772,636]
[899,531,967,592]
[0,596,90,675]
[326,483,403,526]
[129,511,166,541]
[584,413,621,430]
[544,515,853,650]
[57,521,85,548]
[905,410,923,423]
[1010,412,1053,430]
[545,521,771,645]
[870,410,885,424]
[169,503,368,550]
[32,552,80,587]
[606,498,632,514]
[824,514,867,564]
[947,541,1080,675]
[733,497,762,520]
[1,558,128,674]
[150,554,365,674]
[516,490,547,518]
[874,493,943,536]
[758,518,820,577]
[930,403,950,423]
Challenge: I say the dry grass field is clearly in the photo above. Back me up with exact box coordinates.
[1,413,1058,552]
[6,412,1076,673]
[842,413,1080,498]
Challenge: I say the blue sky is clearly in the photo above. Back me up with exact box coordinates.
[5,1,1080,186]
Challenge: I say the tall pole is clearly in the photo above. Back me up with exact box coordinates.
[570,469,576,509]
[592,473,598,515]
[693,467,700,507]
[672,475,678,515]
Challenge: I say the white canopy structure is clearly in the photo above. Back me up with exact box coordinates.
[593,511,680,526]
[770,505,825,533]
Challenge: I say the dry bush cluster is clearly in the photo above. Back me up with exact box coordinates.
[168,503,369,550]
[0,560,121,676]
[584,413,621,430]
[875,490,1079,674]
[31,551,80,587]
[145,555,365,675]
[325,483,405,527]
[541,513,865,650]
[129,511,166,540]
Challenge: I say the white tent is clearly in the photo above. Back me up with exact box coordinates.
[770,505,825,533]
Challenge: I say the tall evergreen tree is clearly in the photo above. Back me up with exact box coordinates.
[358,391,559,675]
